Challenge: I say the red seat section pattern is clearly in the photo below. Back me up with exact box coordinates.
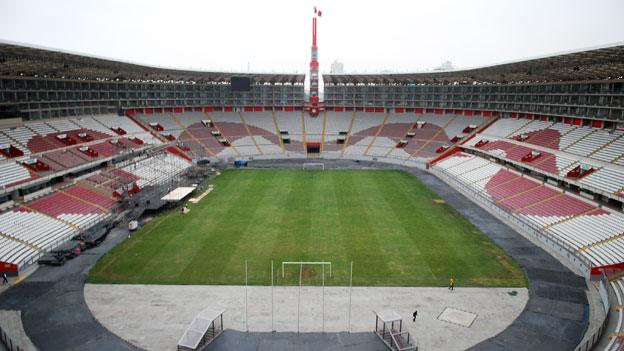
[29,192,104,216]
[63,185,116,210]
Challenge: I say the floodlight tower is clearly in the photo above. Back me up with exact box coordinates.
[306,7,323,117]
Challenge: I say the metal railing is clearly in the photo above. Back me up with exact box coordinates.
[574,273,611,351]
[430,167,593,276]
[430,165,620,351]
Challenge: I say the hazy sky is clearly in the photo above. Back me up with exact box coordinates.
[0,0,623,74]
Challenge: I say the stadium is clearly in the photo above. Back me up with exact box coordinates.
[0,1,623,350]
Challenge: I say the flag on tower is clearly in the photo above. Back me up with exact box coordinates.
[314,6,317,14]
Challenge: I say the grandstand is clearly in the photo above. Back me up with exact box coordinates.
[0,37,623,351]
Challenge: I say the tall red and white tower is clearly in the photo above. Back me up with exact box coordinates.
[306,6,323,117]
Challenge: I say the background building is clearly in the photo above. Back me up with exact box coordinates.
[330,60,344,74]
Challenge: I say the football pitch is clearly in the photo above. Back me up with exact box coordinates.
[88,169,526,287]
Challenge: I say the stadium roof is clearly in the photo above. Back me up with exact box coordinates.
[324,43,624,85]
[1,41,623,85]
[0,41,305,84]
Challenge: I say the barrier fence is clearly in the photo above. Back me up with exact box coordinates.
[430,166,613,351]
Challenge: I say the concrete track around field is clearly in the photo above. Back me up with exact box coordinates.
[0,228,139,351]
[85,284,527,351]
[248,159,591,350]
[0,158,590,351]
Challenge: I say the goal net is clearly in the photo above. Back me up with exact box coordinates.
[302,163,325,170]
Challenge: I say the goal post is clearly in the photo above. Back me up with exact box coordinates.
[282,261,332,278]
[302,163,325,170]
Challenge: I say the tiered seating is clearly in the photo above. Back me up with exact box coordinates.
[84,169,141,194]
[477,140,534,161]
[42,149,89,170]
[579,168,624,194]
[0,209,78,251]
[548,122,577,139]
[419,114,453,131]
[304,113,324,142]
[108,168,140,185]
[0,162,35,188]
[404,116,458,159]
[434,153,624,266]
[63,185,116,210]
[343,126,382,157]
[480,118,529,138]
[588,132,624,162]
[243,112,278,134]
[84,172,111,186]
[175,112,206,127]
[455,160,501,186]
[2,116,144,164]
[486,175,541,202]
[275,112,304,141]
[350,113,386,136]
[179,123,221,157]
[94,114,146,135]
[268,112,303,154]
[476,135,624,194]
[508,120,553,138]
[2,127,35,155]
[445,115,485,138]
[363,113,415,158]
[229,137,258,156]
[0,132,29,157]
[323,112,353,153]
[210,113,248,140]
[241,112,282,155]
[521,128,562,148]
[470,120,624,197]
[122,152,191,187]
[0,122,192,272]
[27,122,56,136]
[343,113,387,155]
[565,129,619,157]
[558,126,594,150]
[20,184,115,230]
[89,140,123,158]
[71,116,116,136]
[197,113,249,156]
[26,134,64,153]
[324,112,353,136]
[138,113,183,137]
[29,192,104,216]
[0,237,38,271]
[46,119,80,132]
[548,214,624,261]
[499,186,560,212]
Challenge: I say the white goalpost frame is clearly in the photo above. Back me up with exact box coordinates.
[282,261,331,334]
[302,162,325,170]
[281,261,332,279]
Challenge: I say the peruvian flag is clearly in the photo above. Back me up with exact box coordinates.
[318,10,322,17]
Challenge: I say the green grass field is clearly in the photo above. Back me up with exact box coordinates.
[88,169,526,287]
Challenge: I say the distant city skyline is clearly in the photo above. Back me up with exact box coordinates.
[330,60,344,74]
[0,0,623,74]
